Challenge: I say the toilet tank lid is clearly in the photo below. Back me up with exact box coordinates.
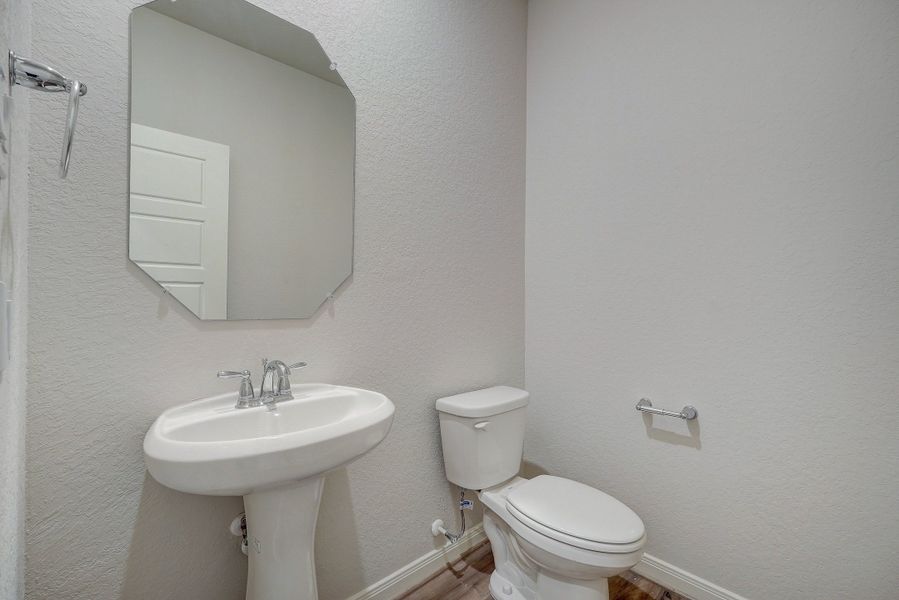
[436,386,529,418]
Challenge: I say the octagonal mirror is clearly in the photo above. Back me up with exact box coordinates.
[129,0,355,319]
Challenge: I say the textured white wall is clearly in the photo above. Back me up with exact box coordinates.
[0,0,29,597]
[26,1,525,599]
[526,1,899,598]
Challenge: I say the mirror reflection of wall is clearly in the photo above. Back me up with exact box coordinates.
[129,0,355,320]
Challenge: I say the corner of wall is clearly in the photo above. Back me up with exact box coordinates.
[0,0,31,598]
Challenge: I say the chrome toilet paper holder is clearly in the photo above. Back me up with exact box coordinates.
[635,398,698,420]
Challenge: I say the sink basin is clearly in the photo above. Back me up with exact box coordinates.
[145,383,394,496]
[143,383,395,600]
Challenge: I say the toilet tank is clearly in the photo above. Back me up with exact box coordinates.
[436,386,529,490]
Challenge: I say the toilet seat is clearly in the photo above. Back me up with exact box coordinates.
[505,475,645,553]
[480,475,647,594]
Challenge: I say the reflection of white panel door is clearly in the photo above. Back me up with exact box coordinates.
[130,124,230,319]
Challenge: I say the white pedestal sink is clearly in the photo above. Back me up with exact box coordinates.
[143,384,395,600]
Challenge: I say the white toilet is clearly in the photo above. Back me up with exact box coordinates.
[436,386,646,600]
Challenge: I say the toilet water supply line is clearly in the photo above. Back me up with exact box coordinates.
[431,489,473,544]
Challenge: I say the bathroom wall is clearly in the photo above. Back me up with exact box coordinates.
[526,1,899,598]
[26,1,525,599]
[0,0,29,598]
[130,8,355,319]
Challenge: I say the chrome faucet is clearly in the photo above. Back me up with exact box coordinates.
[259,358,307,406]
[217,359,307,409]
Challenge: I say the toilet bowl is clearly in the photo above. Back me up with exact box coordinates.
[480,476,645,600]
[436,387,646,600]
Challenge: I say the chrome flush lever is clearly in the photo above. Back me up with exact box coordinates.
[8,51,87,178]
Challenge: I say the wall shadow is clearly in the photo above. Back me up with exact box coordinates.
[313,467,365,600]
[520,460,550,479]
[121,469,367,600]
[641,413,702,449]
[121,473,246,599]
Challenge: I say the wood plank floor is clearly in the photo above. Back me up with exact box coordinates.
[397,541,687,600]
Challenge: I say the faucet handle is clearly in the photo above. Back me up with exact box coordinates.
[275,362,307,400]
[218,370,250,379]
[260,359,306,373]
[217,370,256,409]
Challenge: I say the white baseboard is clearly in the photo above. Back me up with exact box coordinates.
[345,523,488,600]
[633,554,750,600]
[345,528,748,600]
